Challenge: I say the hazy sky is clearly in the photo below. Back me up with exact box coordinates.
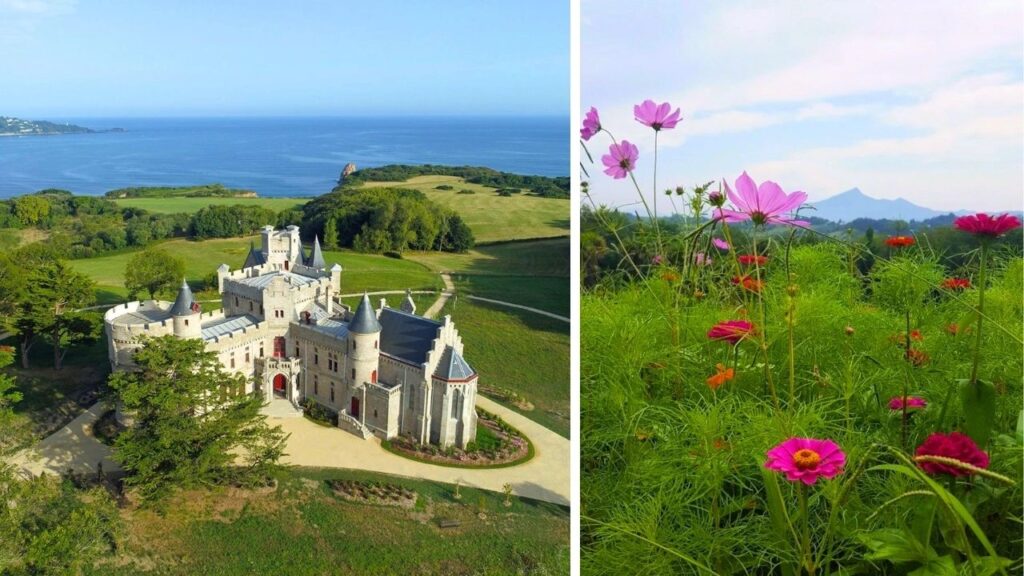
[582,0,1023,212]
[0,0,568,117]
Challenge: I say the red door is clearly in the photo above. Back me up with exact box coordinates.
[273,374,287,397]
[273,337,285,358]
[350,397,360,419]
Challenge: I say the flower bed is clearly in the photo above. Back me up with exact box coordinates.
[328,479,416,508]
[382,409,533,468]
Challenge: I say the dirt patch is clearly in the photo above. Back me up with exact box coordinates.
[328,479,417,508]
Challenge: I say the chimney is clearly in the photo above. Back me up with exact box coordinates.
[325,285,333,315]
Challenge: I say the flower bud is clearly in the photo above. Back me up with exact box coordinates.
[844,326,855,336]
[708,191,725,207]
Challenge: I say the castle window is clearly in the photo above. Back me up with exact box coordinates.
[314,353,319,365]
[245,351,250,363]
[374,340,377,349]
[351,368,356,380]
[371,370,377,384]
[353,340,356,350]
[249,302,253,312]
[374,409,378,418]
[330,386,335,402]
[295,344,299,356]
[231,358,236,369]
[260,345,264,358]
[314,375,318,395]
[184,319,189,326]
[234,297,238,306]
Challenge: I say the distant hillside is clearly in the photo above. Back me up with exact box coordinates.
[339,164,570,199]
[1,116,97,136]
[807,188,956,222]
[105,184,257,199]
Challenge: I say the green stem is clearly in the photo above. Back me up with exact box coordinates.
[902,309,910,451]
[799,484,814,575]
[969,242,988,386]
[653,130,659,223]
[752,228,778,409]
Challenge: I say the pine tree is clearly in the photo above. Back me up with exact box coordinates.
[324,217,340,250]
[110,336,287,501]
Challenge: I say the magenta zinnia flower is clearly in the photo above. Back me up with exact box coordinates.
[765,438,845,485]
[716,172,809,227]
[888,396,927,411]
[580,107,601,141]
[712,238,730,251]
[915,432,989,477]
[953,213,1021,237]
[601,140,638,179]
[707,320,754,345]
[634,100,682,131]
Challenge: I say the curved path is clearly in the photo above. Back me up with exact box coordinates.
[10,396,570,506]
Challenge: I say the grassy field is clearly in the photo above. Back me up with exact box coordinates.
[113,196,309,214]
[70,237,443,304]
[89,467,568,576]
[358,175,569,243]
[406,237,569,277]
[442,297,569,437]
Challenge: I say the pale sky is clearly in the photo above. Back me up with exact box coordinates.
[582,0,1023,213]
[0,0,568,117]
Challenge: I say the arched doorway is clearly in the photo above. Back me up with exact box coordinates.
[273,374,287,398]
[350,396,360,419]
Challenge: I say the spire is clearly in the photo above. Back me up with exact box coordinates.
[308,235,326,269]
[243,241,265,269]
[169,279,199,316]
[348,293,381,334]
[300,240,310,266]
[401,288,416,314]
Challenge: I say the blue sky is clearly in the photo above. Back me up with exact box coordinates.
[0,0,568,117]
[582,0,1023,213]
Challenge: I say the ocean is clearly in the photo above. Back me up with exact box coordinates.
[0,116,568,198]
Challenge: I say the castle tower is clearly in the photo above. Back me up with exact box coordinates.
[260,225,303,270]
[169,279,201,339]
[347,294,381,389]
[306,235,326,270]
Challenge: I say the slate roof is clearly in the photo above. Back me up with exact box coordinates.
[201,314,259,341]
[349,294,381,334]
[307,318,350,339]
[433,346,475,380]
[234,271,317,290]
[243,242,266,269]
[169,280,198,316]
[378,307,441,365]
[306,236,326,269]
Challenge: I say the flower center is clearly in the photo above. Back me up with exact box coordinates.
[651,122,663,131]
[750,211,767,225]
[618,158,631,169]
[793,449,820,470]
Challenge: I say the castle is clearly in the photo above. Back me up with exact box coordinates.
[104,225,479,449]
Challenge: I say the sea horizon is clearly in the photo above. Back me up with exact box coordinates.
[0,115,569,198]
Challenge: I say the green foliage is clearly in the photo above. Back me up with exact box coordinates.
[105,183,255,198]
[581,238,1023,574]
[190,204,278,239]
[322,217,339,250]
[301,187,474,253]
[12,259,98,370]
[110,336,287,502]
[124,247,186,299]
[12,195,50,226]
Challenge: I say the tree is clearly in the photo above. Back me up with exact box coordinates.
[323,217,340,250]
[124,248,186,300]
[14,260,98,369]
[110,336,287,502]
[12,195,50,226]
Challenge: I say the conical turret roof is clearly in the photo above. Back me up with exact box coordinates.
[169,279,199,316]
[307,235,326,269]
[349,293,381,334]
[243,241,266,269]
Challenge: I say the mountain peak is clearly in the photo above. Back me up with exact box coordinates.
[809,188,948,223]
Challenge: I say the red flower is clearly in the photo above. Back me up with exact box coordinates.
[885,236,916,248]
[706,363,734,390]
[731,275,764,293]
[905,348,929,366]
[954,213,1022,237]
[737,254,768,266]
[915,432,990,477]
[941,278,971,291]
[707,320,754,345]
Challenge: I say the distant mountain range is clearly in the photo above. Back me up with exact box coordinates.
[0,116,123,136]
[808,188,972,223]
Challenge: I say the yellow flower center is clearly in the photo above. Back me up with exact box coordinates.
[793,449,820,470]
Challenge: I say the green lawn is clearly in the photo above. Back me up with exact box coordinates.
[89,467,568,576]
[406,237,569,277]
[113,196,309,214]
[443,298,569,438]
[358,175,569,243]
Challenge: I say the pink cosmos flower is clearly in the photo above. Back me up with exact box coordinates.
[712,238,730,251]
[765,437,846,485]
[634,100,682,131]
[716,172,809,227]
[601,140,638,179]
[953,213,1021,237]
[694,252,712,266]
[915,432,990,477]
[580,107,601,141]
[651,254,664,265]
[707,320,754,345]
[888,396,927,411]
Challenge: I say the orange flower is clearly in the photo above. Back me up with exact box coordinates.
[906,348,929,367]
[661,271,680,282]
[885,235,916,248]
[731,275,764,293]
[706,363,735,390]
